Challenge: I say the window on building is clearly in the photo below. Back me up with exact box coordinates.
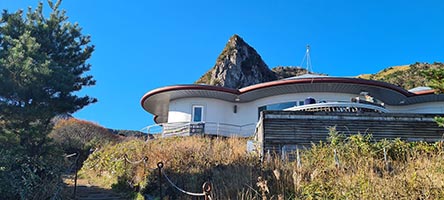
[258,106,267,119]
[192,105,204,122]
[257,102,297,119]
[298,101,305,106]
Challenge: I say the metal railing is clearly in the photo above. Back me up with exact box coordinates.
[141,122,257,138]
[203,122,256,137]
[284,102,389,113]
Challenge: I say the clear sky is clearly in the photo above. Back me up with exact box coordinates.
[2,0,444,130]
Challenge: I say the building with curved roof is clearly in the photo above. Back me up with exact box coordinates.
[141,75,444,137]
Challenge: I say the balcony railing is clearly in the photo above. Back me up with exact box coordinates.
[141,122,257,138]
[284,102,389,113]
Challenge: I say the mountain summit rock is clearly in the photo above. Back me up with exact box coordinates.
[195,34,277,89]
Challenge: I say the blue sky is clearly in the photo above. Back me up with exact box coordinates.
[2,0,444,130]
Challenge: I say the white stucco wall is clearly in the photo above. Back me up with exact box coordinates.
[168,98,237,124]
[168,92,358,125]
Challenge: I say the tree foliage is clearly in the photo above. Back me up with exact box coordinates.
[50,118,120,162]
[0,0,96,126]
[423,67,444,94]
[423,66,444,127]
[0,0,95,199]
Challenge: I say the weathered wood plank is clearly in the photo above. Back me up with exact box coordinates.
[258,111,444,155]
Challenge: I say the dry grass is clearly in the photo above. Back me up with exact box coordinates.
[79,134,444,199]
[373,65,410,79]
[79,136,257,199]
[356,74,372,79]
[356,65,410,80]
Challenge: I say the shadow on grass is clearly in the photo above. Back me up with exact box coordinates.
[62,175,126,200]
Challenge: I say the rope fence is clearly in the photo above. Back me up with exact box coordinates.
[115,154,213,199]
[157,161,212,200]
[123,154,148,165]
[68,152,213,199]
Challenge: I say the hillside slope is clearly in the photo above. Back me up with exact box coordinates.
[357,62,444,89]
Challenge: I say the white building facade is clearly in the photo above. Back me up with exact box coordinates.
[141,76,444,137]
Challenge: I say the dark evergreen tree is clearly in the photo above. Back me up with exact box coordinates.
[0,0,96,126]
[0,0,96,198]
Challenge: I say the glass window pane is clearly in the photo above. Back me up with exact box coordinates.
[258,106,267,119]
[267,102,297,110]
[193,107,202,122]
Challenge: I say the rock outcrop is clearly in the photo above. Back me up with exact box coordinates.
[195,35,277,89]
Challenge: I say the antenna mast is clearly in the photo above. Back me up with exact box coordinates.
[300,45,313,74]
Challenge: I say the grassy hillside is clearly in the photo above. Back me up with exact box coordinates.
[79,130,444,199]
[357,62,443,90]
[357,65,410,79]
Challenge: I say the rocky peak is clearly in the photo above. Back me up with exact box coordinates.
[195,34,277,89]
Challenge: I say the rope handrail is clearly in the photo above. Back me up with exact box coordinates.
[123,154,148,165]
[157,161,212,199]
[162,171,206,197]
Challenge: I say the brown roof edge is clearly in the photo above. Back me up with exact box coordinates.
[140,84,240,109]
[141,78,417,109]
[153,115,160,124]
[412,89,437,95]
[239,77,415,97]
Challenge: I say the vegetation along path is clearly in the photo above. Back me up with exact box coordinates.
[64,175,125,200]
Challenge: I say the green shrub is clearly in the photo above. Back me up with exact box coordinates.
[0,128,64,200]
[49,118,120,165]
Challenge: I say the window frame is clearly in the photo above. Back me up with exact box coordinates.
[191,105,204,123]
[298,101,305,106]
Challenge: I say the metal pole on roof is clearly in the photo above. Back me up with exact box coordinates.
[306,45,312,73]
[299,45,313,74]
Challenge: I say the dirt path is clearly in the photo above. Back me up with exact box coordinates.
[63,175,126,200]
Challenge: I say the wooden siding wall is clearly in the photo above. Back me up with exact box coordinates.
[258,111,444,155]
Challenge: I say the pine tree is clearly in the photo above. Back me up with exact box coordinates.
[0,0,96,126]
[0,1,96,198]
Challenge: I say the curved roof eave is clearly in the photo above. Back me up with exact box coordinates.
[141,85,240,123]
[411,89,435,95]
[141,84,240,110]
[141,77,442,124]
[238,77,414,97]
